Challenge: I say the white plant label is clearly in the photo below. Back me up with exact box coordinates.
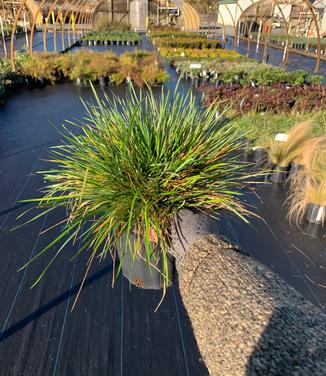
[317,207,325,222]
[190,63,202,69]
[275,133,289,142]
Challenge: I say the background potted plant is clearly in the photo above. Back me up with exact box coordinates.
[20,52,59,86]
[262,121,312,183]
[288,136,326,225]
[60,51,98,85]
[88,51,118,87]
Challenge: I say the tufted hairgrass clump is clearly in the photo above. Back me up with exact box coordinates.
[20,84,258,293]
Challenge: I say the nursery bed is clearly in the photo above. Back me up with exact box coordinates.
[222,37,326,84]
[70,33,154,55]
[0,80,325,375]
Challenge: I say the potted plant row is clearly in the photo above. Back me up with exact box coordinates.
[153,37,221,49]
[158,47,244,61]
[82,31,141,46]
[201,84,326,115]
[175,60,322,87]
[2,51,169,95]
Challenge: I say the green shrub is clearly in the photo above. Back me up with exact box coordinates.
[154,37,221,49]
[60,51,118,81]
[159,47,244,61]
[20,52,59,83]
[19,50,168,87]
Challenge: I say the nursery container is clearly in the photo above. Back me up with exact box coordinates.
[98,76,106,87]
[36,77,45,88]
[270,165,288,183]
[305,204,325,225]
[24,77,33,87]
[288,162,304,177]
[252,147,267,163]
[117,233,174,290]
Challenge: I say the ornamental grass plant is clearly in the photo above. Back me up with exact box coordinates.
[288,137,326,225]
[20,84,259,296]
[263,121,312,168]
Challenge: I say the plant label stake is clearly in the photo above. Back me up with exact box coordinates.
[317,207,325,223]
[190,63,201,69]
[275,133,289,142]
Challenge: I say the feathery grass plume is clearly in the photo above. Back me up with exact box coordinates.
[288,136,326,226]
[19,84,260,300]
[263,121,312,167]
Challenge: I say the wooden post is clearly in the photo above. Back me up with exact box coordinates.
[43,0,59,52]
[10,0,28,71]
[29,0,47,54]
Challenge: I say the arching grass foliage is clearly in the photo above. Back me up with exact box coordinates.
[20,84,258,292]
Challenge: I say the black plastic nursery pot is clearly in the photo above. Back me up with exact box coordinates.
[270,165,288,183]
[305,204,325,225]
[288,162,304,177]
[98,76,106,87]
[251,147,267,163]
[117,233,174,290]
